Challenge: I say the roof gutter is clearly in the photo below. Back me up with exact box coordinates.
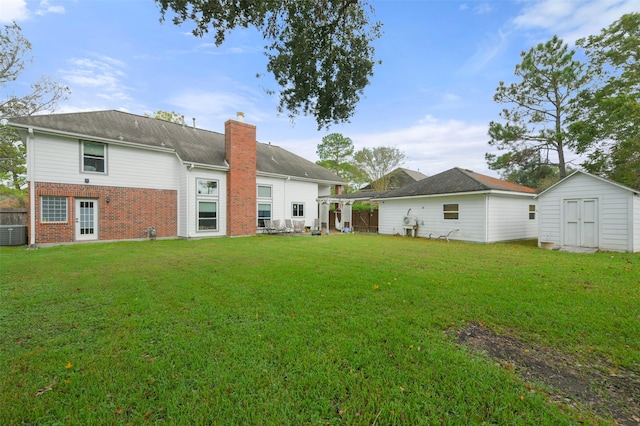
[377,189,536,201]
[8,122,176,154]
[256,170,343,185]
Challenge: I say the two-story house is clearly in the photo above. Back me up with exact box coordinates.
[9,110,343,246]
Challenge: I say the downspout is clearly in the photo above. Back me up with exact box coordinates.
[284,176,290,220]
[485,194,489,243]
[27,128,36,247]
[186,163,194,237]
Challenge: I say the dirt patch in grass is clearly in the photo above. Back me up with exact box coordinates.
[456,323,640,425]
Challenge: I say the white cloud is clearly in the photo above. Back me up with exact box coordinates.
[277,115,496,177]
[36,0,64,17]
[0,0,64,21]
[462,29,510,74]
[513,0,640,44]
[165,89,272,130]
[350,116,493,176]
[0,0,29,22]
[60,55,132,103]
[462,0,638,73]
[474,3,493,14]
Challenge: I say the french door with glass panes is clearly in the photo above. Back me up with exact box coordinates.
[75,199,98,241]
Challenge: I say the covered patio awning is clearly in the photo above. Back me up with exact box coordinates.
[316,191,385,234]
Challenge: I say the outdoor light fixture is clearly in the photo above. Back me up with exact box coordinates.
[85,178,89,183]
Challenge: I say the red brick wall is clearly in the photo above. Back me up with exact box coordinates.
[225,119,257,237]
[33,182,177,244]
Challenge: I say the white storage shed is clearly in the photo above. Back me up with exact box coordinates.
[536,171,640,252]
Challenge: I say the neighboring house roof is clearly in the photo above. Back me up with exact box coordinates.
[360,167,428,191]
[378,167,536,199]
[8,110,342,183]
[535,170,640,198]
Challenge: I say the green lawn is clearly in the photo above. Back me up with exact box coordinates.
[1,235,638,424]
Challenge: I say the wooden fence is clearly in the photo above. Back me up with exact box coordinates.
[0,208,28,225]
[329,210,378,233]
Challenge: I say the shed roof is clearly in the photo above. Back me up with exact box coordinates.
[378,167,536,199]
[8,110,342,183]
[535,170,639,197]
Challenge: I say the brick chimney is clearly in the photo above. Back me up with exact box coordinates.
[225,112,257,237]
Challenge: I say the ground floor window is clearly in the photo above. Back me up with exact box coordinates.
[198,201,217,231]
[41,196,68,222]
[529,205,536,220]
[292,202,304,218]
[443,203,459,220]
[258,203,272,227]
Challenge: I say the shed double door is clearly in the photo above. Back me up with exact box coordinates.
[564,199,598,248]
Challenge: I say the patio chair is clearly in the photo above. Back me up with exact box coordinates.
[264,219,277,234]
[293,220,304,235]
[273,219,287,234]
[284,219,294,234]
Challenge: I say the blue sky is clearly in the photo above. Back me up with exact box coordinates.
[2,0,638,178]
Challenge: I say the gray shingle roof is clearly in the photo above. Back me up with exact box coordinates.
[378,167,536,199]
[8,110,342,183]
[360,167,428,191]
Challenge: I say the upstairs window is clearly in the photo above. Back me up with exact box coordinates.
[82,141,106,173]
[443,204,459,220]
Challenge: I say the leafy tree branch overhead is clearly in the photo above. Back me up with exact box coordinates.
[155,0,382,130]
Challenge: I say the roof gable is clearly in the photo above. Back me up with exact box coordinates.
[9,110,341,183]
[536,170,639,198]
[378,167,536,199]
[361,167,428,191]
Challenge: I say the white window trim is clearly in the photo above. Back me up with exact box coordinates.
[80,140,107,174]
[197,178,219,197]
[257,184,273,200]
[197,200,218,232]
[292,202,305,218]
[258,202,272,227]
[443,203,459,220]
[196,178,219,232]
[41,196,68,223]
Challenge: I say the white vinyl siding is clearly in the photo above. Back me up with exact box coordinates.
[633,194,640,252]
[378,195,486,242]
[486,195,538,243]
[378,193,536,243]
[537,172,638,252]
[257,176,319,229]
[32,133,178,190]
[182,170,227,238]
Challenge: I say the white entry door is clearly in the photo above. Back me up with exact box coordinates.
[75,199,98,241]
[564,199,598,248]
